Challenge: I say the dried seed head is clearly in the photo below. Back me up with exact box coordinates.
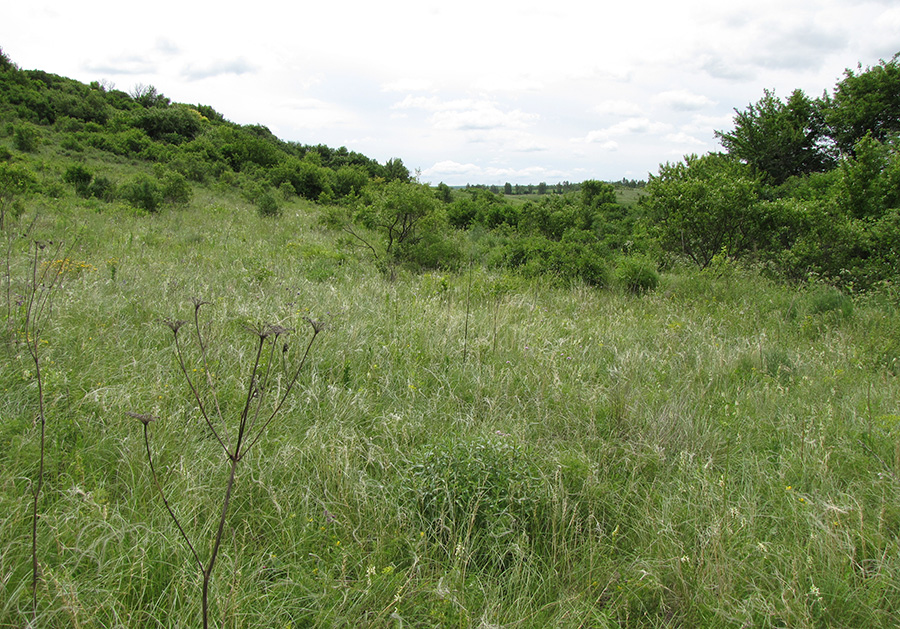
[162,318,187,334]
[190,296,211,311]
[244,323,269,338]
[264,324,292,338]
[304,317,326,334]
[127,411,158,426]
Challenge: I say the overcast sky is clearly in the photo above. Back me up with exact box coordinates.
[2,1,898,185]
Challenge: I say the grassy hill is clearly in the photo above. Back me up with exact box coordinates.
[2,51,900,627]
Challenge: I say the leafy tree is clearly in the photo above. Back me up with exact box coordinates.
[0,46,15,72]
[383,157,410,182]
[130,84,170,108]
[341,180,448,270]
[825,52,900,155]
[716,89,834,185]
[581,179,616,208]
[643,153,761,268]
[436,182,453,203]
[835,133,900,220]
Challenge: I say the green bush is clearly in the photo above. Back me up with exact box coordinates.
[89,175,116,202]
[119,173,162,212]
[255,191,280,217]
[501,233,611,286]
[63,164,93,198]
[13,124,40,152]
[160,170,191,206]
[134,105,203,143]
[615,255,659,293]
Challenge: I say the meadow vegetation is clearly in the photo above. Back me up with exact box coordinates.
[1,47,900,627]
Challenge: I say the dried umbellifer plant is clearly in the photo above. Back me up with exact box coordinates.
[132,299,324,629]
[17,239,72,622]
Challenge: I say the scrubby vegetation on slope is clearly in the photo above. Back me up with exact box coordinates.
[2,46,900,627]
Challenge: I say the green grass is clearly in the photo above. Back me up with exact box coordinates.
[1,171,899,627]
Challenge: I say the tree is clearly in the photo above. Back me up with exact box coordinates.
[435,182,453,203]
[716,89,834,185]
[338,180,456,272]
[581,179,616,208]
[835,133,899,220]
[129,83,170,108]
[643,153,761,268]
[825,52,900,155]
[383,157,410,182]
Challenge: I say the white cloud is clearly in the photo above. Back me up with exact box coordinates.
[592,100,645,116]
[431,106,538,132]
[579,117,672,144]
[423,160,482,177]
[382,78,435,93]
[182,58,256,81]
[665,132,707,146]
[652,89,717,111]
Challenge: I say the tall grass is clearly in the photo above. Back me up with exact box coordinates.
[0,185,898,626]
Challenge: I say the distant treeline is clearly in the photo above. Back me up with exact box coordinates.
[463,179,646,196]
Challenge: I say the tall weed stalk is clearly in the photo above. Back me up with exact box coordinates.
[19,239,70,621]
[135,299,323,629]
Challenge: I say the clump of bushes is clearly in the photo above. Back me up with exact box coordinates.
[120,173,163,213]
[13,124,40,152]
[255,190,280,217]
[615,255,659,293]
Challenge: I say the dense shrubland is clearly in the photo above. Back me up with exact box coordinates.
[650,52,900,290]
[2,46,900,627]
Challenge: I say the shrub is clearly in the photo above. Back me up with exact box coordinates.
[60,136,83,152]
[615,255,659,293]
[63,164,93,198]
[119,173,162,212]
[0,161,37,228]
[501,233,611,287]
[333,165,369,198]
[160,170,191,206]
[89,176,116,202]
[13,124,40,152]
[134,105,203,143]
[255,191,281,217]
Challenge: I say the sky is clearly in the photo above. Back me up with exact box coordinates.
[2,1,898,185]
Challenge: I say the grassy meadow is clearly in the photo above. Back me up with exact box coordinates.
[2,183,900,627]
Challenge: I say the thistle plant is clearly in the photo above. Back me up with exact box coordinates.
[134,299,324,629]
